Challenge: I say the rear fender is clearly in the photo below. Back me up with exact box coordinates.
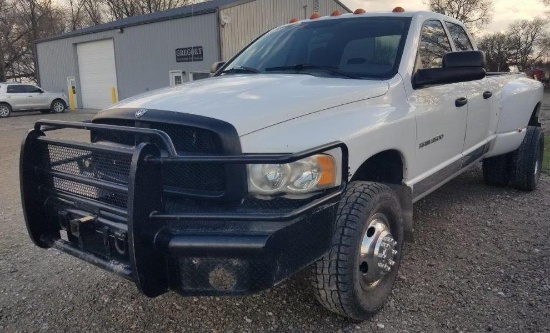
[497,77,544,134]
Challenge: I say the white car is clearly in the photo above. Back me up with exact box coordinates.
[0,83,68,118]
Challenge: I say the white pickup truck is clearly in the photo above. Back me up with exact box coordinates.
[21,9,544,320]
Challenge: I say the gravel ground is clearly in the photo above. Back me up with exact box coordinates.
[1,95,550,333]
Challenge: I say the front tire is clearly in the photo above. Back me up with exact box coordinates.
[311,182,403,320]
[0,103,11,118]
[510,126,544,191]
[51,100,66,113]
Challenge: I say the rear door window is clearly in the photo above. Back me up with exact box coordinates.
[417,20,452,69]
[445,22,474,51]
[24,85,42,93]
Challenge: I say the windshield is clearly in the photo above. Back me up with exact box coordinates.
[220,17,411,80]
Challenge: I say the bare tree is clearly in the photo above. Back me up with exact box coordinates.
[101,0,197,20]
[478,33,512,72]
[0,0,68,81]
[82,0,105,25]
[507,18,550,71]
[66,0,106,30]
[426,0,493,31]
[67,0,85,31]
[0,0,19,81]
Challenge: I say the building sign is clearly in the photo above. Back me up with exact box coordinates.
[176,46,203,62]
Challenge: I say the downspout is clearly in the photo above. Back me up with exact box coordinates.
[216,8,223,62]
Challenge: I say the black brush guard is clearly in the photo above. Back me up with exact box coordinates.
[20,120,348,297]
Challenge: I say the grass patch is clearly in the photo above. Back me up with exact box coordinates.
[544,136,550,174]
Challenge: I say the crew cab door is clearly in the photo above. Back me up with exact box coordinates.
[5,85,30,110]
[445,22,494,152]
[27,85,50,109]
[409,20,468,185]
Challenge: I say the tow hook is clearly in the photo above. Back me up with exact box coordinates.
[113,230,127,255]
[69,215,96,238]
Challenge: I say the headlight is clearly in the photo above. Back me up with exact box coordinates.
[248,154,339,195]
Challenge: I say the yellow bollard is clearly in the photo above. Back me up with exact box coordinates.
[111,87,117,104]
[68,88,76,111]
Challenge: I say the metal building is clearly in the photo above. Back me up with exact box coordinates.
[35,0,350,110]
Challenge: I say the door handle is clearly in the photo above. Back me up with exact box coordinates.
[27,95,33,97]
[483,91,493,99]
[455,97,468,107]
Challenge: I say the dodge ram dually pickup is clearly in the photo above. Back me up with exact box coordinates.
[20,9,544,320]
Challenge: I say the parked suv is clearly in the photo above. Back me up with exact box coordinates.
[0,83,68,118]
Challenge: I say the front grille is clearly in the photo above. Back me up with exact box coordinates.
[149,122,222,154]
[40,142,131,208]
[92,119,226,196]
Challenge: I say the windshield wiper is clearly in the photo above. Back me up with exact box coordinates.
[265,64,358,79]
[221,66,261,74]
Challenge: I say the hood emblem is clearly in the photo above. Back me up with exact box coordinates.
[135,109,148,118]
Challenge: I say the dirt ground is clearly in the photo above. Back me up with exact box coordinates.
[0,95,549,333]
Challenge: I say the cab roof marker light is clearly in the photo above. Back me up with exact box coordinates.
[310,12,321,19]
[393,7,405,12]
[289,18,299,23]
[330,10,342,16]
[354,9,366,14]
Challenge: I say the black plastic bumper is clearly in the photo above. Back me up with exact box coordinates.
[20,120,347,297]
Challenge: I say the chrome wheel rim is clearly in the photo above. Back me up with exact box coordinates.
[535,159,539,176]
[0,106,9,117]
[53,102,64,113]
[358,213,398,290]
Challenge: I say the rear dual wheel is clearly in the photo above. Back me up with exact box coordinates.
[510,126,544,191]
[483,126,544,191]
[312,182,403,320]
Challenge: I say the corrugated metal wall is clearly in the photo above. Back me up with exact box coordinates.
[37,13,219,108]
[219,0,349,60]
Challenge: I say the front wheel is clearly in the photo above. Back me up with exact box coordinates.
[311,182,403,320]
[51,100,66,113]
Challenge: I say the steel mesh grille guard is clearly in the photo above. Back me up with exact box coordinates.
[40,142,132,208]
[20,115,348,298]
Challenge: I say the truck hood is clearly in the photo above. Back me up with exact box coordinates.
[107,74,389,136]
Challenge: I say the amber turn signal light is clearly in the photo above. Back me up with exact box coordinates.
[310,12,321,19]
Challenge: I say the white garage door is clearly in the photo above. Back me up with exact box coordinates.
[77,39,118,109]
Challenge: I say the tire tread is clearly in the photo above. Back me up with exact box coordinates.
[510,126,544,191]
[311,181,401,319]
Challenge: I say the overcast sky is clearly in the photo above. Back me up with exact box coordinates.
[340,0,548,32]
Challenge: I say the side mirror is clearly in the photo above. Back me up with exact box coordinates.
[211,61,226,74]
[413,51,486,89]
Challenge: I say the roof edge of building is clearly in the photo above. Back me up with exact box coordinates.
[37,0,353,45]
[36,5,222,44]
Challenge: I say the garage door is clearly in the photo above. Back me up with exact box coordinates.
[77,39,118,109]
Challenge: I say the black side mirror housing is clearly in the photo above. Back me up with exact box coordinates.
[211,61,226,74]
[413,51,486,89]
